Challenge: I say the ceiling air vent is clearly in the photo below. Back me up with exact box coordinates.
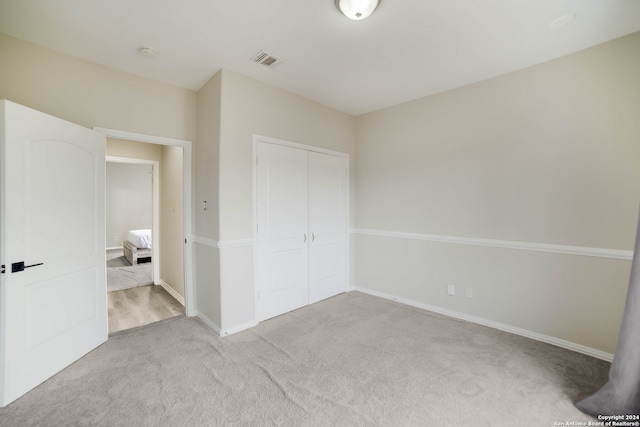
[251,51,282,68]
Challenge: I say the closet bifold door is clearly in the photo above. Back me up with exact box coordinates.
[308,151,349,304]
[256,143,309,321]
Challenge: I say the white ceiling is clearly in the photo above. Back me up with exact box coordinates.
[1,0,639,116]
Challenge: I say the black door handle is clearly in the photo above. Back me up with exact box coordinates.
[11,261,44,273]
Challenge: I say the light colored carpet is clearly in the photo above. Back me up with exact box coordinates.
[107,249,153,292]
[0,292,609,426]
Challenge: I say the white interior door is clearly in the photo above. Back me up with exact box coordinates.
[308,152,349,304]
[0,100,107,407]
[256,142,309,321]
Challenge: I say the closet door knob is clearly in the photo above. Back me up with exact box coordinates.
[312,233,315,242]
[303,233,307,243]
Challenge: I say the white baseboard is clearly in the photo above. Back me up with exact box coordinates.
[192,235,254,250]
[196,311,222,336]
[353,286,614,362]
[194,311,257,337]
[106,246,123,251]
[220,321,259,336]
[158,280,185,306]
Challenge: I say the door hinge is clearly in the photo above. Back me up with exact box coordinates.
[1,264,5,274]
[185,238,187,244]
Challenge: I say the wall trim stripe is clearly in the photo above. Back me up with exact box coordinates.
[353,287,614,362]
[355,228,633,260]
[192,236,254,249]
[218,238,254,249]
[193,236,219,248]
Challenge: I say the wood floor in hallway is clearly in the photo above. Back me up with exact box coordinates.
[108,285,185,334]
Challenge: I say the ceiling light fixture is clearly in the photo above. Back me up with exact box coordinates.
[335,0,380,20]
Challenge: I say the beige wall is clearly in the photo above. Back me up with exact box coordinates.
[196,72,222,242]
[160,145,184,297]
[218,70,356,241]
[194,72,222,327]
[105,162,153,249]
[106,138,162,161]
[0,33,197,142]
[354,32,640,354]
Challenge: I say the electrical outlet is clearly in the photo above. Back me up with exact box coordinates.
[447,284,455,296]
[466,287,473,298]
[114,235,118,242]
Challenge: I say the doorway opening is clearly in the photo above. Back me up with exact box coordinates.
[105,156,182,333]
[96,128,193,334]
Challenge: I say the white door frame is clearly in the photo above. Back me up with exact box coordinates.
[95,128,194,316]
[106,156,160,284]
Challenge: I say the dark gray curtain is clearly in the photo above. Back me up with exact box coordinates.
[576,211,640,416]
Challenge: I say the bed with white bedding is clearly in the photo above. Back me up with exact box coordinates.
[123,229,152,265]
